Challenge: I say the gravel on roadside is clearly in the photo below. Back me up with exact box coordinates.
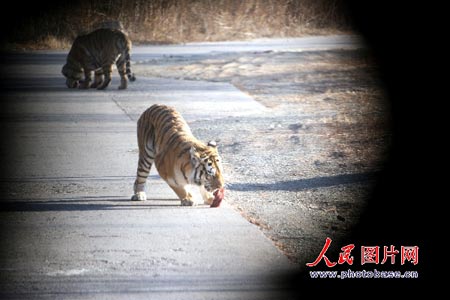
[134,47,390,267]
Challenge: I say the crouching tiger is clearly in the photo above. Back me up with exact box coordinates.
[62,28,136,90]
[131,104,225,207]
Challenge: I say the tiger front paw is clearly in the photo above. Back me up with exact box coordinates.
[131,192,147,201]
[181,199,194,206]
[79,82,91,89]
[203,194,215,205]
[97,78,111,90]
[90,81,102,89]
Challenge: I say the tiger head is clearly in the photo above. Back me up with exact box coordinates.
[61,63,83,88]
[190,141,224,193]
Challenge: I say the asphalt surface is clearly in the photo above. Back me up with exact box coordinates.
[0,40,302,299]
[0,35,366,298]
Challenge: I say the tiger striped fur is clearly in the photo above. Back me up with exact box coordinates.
[61,28,136,90]
[131,104,224,206]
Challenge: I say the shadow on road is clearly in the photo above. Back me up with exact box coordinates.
[229,172,379,192]
[0,77,67,92]
[0,197,186,212]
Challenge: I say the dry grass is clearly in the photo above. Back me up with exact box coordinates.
[4,0,352,50]
[5,36,72,51]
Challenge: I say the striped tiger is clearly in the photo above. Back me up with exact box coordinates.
[61,28,136,90]
[131,104,225,206]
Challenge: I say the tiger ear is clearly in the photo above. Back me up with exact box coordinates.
[208,140,217,148]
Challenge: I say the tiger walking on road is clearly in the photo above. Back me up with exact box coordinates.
[62,28,136,90]
[132,104,225,207]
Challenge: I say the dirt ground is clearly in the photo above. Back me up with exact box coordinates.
[133,47,390,268]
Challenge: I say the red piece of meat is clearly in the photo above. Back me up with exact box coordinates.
[210,188,225,208]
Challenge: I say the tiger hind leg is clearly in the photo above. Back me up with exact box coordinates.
[131,155,153,201]
[118,71,128,90]
[97,65,112,90]
[132,122,156,201]
[117,60,128,90]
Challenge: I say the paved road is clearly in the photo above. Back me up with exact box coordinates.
[0,36,362,298]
